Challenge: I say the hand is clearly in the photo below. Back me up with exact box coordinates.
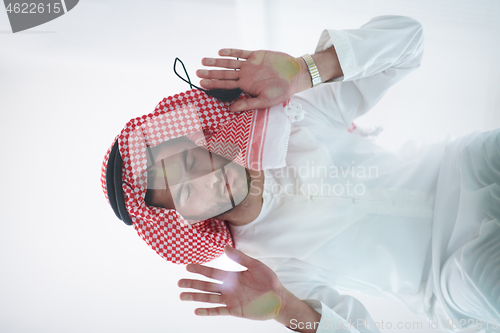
[197,49,310,112]
[178,245,287,321]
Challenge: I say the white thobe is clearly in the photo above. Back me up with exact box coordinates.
[229,15,500,333]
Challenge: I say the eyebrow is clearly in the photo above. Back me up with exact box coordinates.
[160,158,183,209]
[175,149,189,206]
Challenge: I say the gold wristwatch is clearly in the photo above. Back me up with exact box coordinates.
[301,54,322,87]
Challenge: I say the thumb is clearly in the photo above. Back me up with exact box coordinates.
[229,97,269,112]
[224,245,256,268]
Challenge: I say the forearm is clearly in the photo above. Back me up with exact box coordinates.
[294,46,343,94]
[275,288,322,333]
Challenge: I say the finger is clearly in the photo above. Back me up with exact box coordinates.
[195,307,231,316]
[178,279,222,293]
[229,98,269,112]
[180,292,223,304]
[202,57,242,69]
[186,263,229,281]
[223,245,259,268]
[196,69,240,80]
[218,48,253,59]
[199,79,240,90]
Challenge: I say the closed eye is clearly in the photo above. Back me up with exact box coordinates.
[183,148,188,172]
[189,151,195,172]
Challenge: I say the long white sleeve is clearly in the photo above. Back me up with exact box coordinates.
[293,15,425,130]
[272,258,381,333]
[274,16,426,333]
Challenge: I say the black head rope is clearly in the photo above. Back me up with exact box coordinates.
[173,57,242,103]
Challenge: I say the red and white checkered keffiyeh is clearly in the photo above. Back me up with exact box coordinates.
[101,89,300,264]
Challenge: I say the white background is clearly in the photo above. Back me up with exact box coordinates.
[1,0,499,332]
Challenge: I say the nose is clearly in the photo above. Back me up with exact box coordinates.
[203,170,221,190]
[187,168,221,189]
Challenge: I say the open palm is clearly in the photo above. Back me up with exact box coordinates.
[197,49,305,112]
[178,245,286,321]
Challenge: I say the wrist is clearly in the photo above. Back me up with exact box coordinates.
[293,56,314,94]
[275,288,321,333]
[292,46,343,94]
[311,46,343,83]
[274,288,293,325]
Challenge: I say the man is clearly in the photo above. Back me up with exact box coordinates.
[102,15,500,333]
[144,135,257,224]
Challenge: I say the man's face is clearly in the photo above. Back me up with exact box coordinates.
[147,136,250,223]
